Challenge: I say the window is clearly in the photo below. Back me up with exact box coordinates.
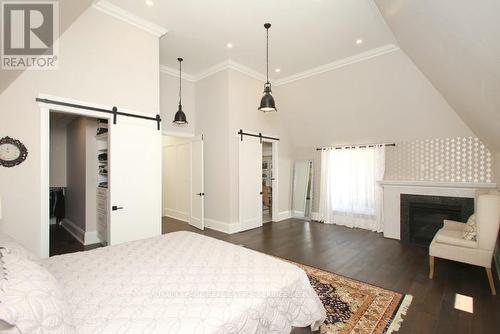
[330,148,375,216]
[319,146,385,231]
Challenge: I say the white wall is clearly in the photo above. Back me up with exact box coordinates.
[63,117,97,241]
[162,136,191,222]
[65,118,87,232]
[49,120,67,188]
[191,68,294,230]
[228,69,294,224]
[281,50,479,216]
[160,72,196,136]
[0,7,161,256]
[194,71,231,224]
[275,50,473,149]
[374,0,500,152]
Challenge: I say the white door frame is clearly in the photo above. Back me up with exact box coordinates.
[161,134,194,222]
[262,139,279,222]
[38,93,155,257]
[189,135,204,230]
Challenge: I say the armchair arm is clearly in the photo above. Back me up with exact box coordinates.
[443,219,466,231]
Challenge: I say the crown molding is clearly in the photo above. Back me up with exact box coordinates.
[196,60,267,82]
[160,59,266,83]
[225,60,267,82]
[194,60,231,81]
[160,65,196,82]
[274,44,399,86]
[159,44,399,85]
[93,0,168,37]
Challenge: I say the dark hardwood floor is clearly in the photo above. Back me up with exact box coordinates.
[49,224,101,256]
[162,217,500,334]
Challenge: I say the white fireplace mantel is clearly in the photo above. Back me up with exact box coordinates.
[380,180,497,189]
[380,180,497,240]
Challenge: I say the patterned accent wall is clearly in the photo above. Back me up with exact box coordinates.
[385,137,494,183]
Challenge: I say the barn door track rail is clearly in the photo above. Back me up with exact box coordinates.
[238,129,279,143]
[36,97,162,130]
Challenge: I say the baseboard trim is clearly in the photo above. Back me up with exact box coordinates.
[85,230,101,245]
[61,219,102,246]
[205,218,243,234]
[61,219,84,245]
[163,208,189,223]
[275,211,292,222]
[293,210,305,218]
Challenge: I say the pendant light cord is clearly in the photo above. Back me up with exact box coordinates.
[178,59,182,105]
[266,26,269,84]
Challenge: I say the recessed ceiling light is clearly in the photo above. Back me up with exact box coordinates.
[145,0,154,6]
[226,43,233,48]
[356,39,363,45]
[275,68,281,73]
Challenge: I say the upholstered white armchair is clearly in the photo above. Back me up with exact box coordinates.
[429,193,500,295]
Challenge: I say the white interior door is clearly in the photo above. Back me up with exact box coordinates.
[190,135,204,230]
[109,116,161,245]
[239,136,263,231]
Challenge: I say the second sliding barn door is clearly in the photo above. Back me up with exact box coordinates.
[108,116,162,245]
[239,136,263,231]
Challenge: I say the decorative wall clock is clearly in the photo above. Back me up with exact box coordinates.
[0,136,28,167]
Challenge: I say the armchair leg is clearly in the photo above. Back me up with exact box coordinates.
[429,256,435,279]
[486,267,496,295]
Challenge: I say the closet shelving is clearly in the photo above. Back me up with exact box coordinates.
[96,119,108,245]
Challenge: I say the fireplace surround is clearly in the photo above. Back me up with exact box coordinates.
[400,194,474,246]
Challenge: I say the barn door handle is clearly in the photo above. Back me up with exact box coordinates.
[112,206,124,211]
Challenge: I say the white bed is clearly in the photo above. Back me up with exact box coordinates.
[39,231,326,333]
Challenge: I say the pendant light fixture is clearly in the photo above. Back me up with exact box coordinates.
[173,57,188,124]
[258,23,277,112]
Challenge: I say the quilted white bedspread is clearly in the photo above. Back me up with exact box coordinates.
[41,231,326,333]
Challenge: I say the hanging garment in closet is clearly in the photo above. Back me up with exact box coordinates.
[50,189,66,224]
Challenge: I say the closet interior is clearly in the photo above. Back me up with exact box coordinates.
[49,112,109,255]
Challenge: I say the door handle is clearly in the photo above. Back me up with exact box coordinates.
[260,192,263,195]
[196,193,205,196]
[112,206,124,211]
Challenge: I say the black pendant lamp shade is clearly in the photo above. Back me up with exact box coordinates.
[173,57,188,124]
[258,23,277,112]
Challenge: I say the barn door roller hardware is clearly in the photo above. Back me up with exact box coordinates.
[36,98,162,131]
[238,129,279,142]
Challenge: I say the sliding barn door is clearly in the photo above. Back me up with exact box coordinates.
[108,116,161,245]
[190,135,204,230]
[239,136,263,231]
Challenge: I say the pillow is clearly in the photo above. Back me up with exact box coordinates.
[0,250,74,334]
[0,233,38,261]
[463,214,477,241]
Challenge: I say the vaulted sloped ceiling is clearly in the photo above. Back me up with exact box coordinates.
[0,0,95,94]
[275,49,473,149]
[374,0,500,151]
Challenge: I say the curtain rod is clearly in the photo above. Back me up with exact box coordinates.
[36,98,162,130]
[316,143,396,151]
[238,129,280,142]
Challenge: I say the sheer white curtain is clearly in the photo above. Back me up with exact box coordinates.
[319,146,385,232]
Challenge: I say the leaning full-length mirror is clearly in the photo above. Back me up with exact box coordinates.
[292,160,314,219]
